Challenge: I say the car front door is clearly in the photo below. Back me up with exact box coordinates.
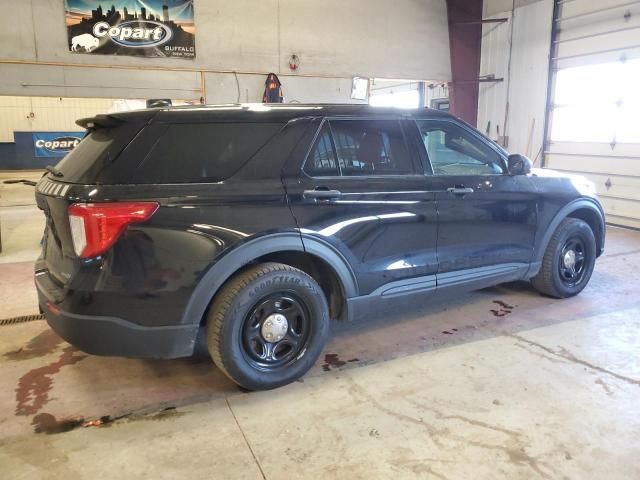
[283,117,439,299]
[413,118,538,288]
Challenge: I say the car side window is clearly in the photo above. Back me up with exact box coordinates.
[330,120,414,176]
[304,119,415,177]
[305,123,340,177]
[416,120,505,175]
[135,122,285,183]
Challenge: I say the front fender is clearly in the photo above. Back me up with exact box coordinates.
[527,197,605,278]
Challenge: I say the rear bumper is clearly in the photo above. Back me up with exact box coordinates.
[36,273,199,359]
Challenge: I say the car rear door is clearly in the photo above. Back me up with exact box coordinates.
[283,117,439,298]
[412,118,538,288]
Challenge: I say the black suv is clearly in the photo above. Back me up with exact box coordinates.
[35,104,605,390]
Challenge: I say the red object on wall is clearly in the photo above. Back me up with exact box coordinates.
[446,0,483,127]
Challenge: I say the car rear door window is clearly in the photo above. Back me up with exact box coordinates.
[305,123,340,177]
[304,119,415,177]
[416,120,505,175]
[331,120,414,176]
[137,122,285,183]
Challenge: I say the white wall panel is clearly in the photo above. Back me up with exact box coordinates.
[482,0,640,228]
[203,73,266,104]
[557,27,640,61]
[600,197,640,224]
[561,0,640,18]
[478,0,553,162]
[278,0,450,80]
[0,96,114,142]
[203,73,364,104]
[477,12,510,141]
[556,4,640,42]
[555,0,640,67]
[546,153,640,177]
[283,77,365,104]
[546,142,640,159]
[0,63,202,100]
[0,0,451,99]
[547,0,640,228]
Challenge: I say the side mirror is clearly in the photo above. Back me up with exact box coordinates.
[508,154,532,175]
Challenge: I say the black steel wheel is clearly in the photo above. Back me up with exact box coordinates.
[241,293,311,371]
[558,237,587,288]
[206,262,330,390]
[532,218,596,298]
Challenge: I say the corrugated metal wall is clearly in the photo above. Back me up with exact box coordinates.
[546,0,640,228]
[478,0,554,161]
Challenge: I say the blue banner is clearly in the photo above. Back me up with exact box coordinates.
[32,132,85,158]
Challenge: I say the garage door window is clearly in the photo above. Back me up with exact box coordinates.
[551,59,640,143]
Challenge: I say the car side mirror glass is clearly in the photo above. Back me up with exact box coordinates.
[508,154,532,175]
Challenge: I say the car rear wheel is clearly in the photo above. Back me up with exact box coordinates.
[531,218,596,298]
[206,262,330,390]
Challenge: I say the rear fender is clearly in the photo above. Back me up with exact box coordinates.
[180,232,358,326]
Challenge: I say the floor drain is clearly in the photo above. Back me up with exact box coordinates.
[0,314,44,326]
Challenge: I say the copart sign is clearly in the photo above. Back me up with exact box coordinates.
[33,133,84,158]
[64,0,195,58]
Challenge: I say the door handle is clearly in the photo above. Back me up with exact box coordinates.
[447,187,474,196]
[303,189,342,200]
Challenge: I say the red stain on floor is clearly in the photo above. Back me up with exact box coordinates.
[490,300,516,317]
[32,412,85,434]
[15,346,87,416]
[4,330,64,361]
[321,354,360,372]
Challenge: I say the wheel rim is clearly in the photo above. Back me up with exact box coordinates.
[558,236,588,288]
[240,293,311,371]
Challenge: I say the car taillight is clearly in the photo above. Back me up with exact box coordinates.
[68,202,159,258]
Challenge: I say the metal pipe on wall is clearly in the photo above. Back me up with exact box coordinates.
[0,59,375,81]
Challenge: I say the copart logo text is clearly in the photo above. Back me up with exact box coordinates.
[93,21,173,48]
[35,136,81,153]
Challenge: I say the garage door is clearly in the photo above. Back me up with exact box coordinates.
[545,0,640,228]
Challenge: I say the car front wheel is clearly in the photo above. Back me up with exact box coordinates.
[206,262,330,390]
[531,217,597,298]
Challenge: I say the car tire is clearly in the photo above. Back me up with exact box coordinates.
[531,218,596,298]
[206,262,330,390]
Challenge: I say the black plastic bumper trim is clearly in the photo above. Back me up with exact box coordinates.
[40,297,199,359]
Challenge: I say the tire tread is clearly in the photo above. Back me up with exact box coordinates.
[531,217,591,298]
[207,262,313,385]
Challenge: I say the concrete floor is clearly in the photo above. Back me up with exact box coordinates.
[0,171,639,479]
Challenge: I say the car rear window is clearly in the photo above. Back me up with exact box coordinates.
[54,123,143,184]
[135,122,285,183]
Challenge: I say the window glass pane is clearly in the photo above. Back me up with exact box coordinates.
[617,103,640,143]
[551,59,640,143]
[55,124,139,183]
[416,120,505,175]
[551,105,617,143]
[328,120,414,176]
[305,123,339,176]
[139,123,284,183]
